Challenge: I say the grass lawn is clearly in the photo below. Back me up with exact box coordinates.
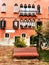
[38,49,49,62]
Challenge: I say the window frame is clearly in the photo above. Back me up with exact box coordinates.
[22,33,26,37]
[28,4,31,8]
[1,3,6,13]
[20,4,23,8]
[24,4,27,8]
[37,5,41,14]
[5,33,9,38]
[13,20,19,29]
[14,3,18,13]
[32,4,35,8]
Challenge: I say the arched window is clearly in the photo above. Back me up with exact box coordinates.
[37,5,40,14]
[14,4,18,13]
[22,33,26,37]
[28,4,31,8]
[0,19,6,29]
[31,19,35,27]
[37,20,42,28]
[13,19,19,29]
[20,19,24,28]
[14,3,18,13]
[2,3,6,12]
[20,4,23,8]
[32,4,35,8]
[5,33,9,38]
[24,4,27,8]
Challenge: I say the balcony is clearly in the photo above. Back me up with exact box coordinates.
[20,21,35,29]
[20,8,25,12]
[19,7,37,16]
[13,21,19,29]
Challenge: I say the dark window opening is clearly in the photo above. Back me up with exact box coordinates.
[24,4,27,8]
[20,4,23,8]
[0,20,6,29]
[37,21,42,28]
[2,3,6,6]
[2,20,6,27]
[15,36,20,42]
[28,4,31,8]
[37,5,40,14]
[30,35,38,45]
[22,34,26,37]
[14,3,18,6]
[5,33,9,38]
[32,4,35,8]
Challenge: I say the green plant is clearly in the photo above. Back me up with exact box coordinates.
[38,49,49,62]
[14,38,26,48]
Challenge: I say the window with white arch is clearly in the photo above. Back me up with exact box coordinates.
[13,19,19,29]
[1,3,6,13]
[14,4,18,13]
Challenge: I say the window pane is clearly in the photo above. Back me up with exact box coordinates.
[37,5,40,14]
[22,34,26,37]
[2,4,6,12]
[14,5,18,13]
[5,33,9,38]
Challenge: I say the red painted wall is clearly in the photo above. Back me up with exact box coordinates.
[0,0,49,38]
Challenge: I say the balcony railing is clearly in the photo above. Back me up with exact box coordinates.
[19,7,37,16]
[20,21,36,28]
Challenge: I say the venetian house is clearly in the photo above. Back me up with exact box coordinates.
[0,0,49,46]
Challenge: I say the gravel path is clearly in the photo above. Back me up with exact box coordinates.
[0,46,49,65]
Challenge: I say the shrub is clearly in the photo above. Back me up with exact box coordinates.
[14,38,26,48]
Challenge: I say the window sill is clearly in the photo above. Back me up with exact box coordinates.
[14,12,18,14]
[1,12,6,13]
[37,13,41,15]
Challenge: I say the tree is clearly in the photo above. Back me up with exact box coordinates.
[43,21,49,46]
[35,25,46,49]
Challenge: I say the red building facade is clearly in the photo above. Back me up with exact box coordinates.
[0,0,49,45]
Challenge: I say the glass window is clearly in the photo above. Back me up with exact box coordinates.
[13,20,19,29]
[20,4,23,8]
[37,5,40,14]
[37,20,42,28]
[22,33,26,37]
[5,33,9,38]
[24,4,27,8]
[14,3,18,13]
[28,4,31,8]
[32,4,35,8]
[2,3,6,12]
